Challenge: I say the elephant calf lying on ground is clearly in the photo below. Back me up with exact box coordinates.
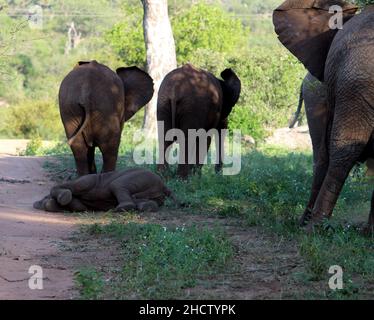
[34,168,179,213]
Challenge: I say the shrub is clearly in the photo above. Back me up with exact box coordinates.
[354,0,374,6]
[172,3,250,64]
[227,47,305,139]
[1,100,64,140]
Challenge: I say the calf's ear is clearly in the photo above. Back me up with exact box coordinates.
[220,68,241,120]
[116,67,154,121]
[273,0,358,81]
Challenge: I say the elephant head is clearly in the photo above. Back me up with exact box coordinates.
[273,0,358,81]
[116,66,154,121]
[219,68,241,120]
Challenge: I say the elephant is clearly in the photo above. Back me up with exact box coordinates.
[59,60,154,176]
[290,72,374,176]
[33,168,179,213]
[273,0,374,232]
[157,64,241,178]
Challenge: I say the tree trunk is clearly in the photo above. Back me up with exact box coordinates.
[141,0,177,138]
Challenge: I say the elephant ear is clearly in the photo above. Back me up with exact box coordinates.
[116,67,154,121]
[273,0,358,81]
[219,69,241,120]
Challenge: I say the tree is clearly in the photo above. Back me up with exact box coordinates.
[141,0,177,138]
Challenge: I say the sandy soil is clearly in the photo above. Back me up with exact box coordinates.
[0,139,54,156]
[0,154,78,300]
[266,126,312,150]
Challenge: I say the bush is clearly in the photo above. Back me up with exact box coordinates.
[24,136,43,156]
[227,47,305,139]
[106,2,249,67]
[172,3,249,64]
[354,0,374,6]
[1,100,64,140]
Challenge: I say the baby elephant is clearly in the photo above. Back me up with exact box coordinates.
[34,168,179,213]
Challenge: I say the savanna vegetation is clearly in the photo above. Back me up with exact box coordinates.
[0,0,373,300]
[0,0,305,141]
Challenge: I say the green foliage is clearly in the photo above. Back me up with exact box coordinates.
[1,100,63,140]
[46,143,374,299]
[75,267,105,300]
[354,0,374,7]
[80,222,233,299]
[230,47,304,137]
[23,136,43,156]
[105,5,146,67]
[172,3,249,64]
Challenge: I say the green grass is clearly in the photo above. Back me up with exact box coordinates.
[75,222,233,299]
[43,142,373,299]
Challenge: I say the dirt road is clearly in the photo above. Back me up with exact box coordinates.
[0,154,78,299]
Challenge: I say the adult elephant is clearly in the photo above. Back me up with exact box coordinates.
[290,72,374,176]
[157,64,241,178]
[273,1,374,232]
[59,60,154,176]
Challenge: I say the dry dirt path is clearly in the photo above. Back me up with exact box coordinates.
[0,154,78,299]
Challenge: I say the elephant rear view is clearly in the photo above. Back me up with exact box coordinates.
[157,64,241,178]
[59,60,154,176]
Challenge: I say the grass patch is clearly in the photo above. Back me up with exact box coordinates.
[77,222,233,299]
[43,142,373,299]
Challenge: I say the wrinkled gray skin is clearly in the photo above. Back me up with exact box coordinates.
[33,168,179,213]
[274,1,374,233]
[157,64,241,178]
[291,73,329,168]
[291,72,374,176]
[59,61,154,176]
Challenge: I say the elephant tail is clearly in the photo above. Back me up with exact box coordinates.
[289,82,304,129]
[67,103,92,147]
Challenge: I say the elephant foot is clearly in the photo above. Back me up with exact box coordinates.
[115,202,136,213]
[215,164,223,174]
[137,200,159,212]
[299,208,312,227]
[33,200,44,210]
[305,212,330,234]
[44,198,63,212]
[57,189,73,206]
[361,224,374,237]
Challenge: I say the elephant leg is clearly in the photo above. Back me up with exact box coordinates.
[194,135,212,176]
[134,199,159,212]
[299,142,329,226]
[98,137,120,173]
[215,120,228,174]
[50,187,73,206]
[67,197,88,212]
[87,146,97,174]
[368,191,374,232]
[44,198,66,213]
[110,184,136,212]
[158,140,173,174]
[157,115,173,173]
[366,158,374,177]
[177,130,194,179]
[308,112,372,229]
[70,135,91,176]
